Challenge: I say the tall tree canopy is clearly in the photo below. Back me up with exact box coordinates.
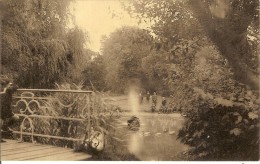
[101,26,153,93]
[0,0,89,88]
[81,53,106,91]
[189,0,259,90]
[124,0,259,90]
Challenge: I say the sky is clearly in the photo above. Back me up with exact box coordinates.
[71,0,149,53]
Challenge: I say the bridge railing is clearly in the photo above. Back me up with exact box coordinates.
[11,89,98,146]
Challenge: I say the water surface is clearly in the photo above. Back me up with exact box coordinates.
[118,113,189,160]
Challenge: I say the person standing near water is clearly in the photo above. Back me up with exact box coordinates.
[139,91,143,104]
[151,92,157,112]
[146,91,150,102]
[160,97,167,113]
[168,95,174,113]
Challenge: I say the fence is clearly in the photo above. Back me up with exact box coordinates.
[11,89,97,146]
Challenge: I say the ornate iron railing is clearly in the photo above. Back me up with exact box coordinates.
[11,89,95,146]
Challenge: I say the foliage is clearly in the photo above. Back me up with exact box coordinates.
[13,83,122,150]
[123,0,202,50]
[1,0,89,88]
[141,50,170,92]
[189,0,259,90]
[124,0,259,89]
[82,54,107,91]
[124,0,260,160]
[65,27,90,82]
[178,86,259,160]
[42,83,138,160]
[101,26,153,93]
[122,0,211,95]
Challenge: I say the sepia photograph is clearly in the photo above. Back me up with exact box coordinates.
[0,0,259,162]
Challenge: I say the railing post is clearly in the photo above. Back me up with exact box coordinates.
[87,93,91,140]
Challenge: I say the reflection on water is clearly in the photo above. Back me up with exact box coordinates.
[128,133,141,154]
[128,87,140,115]
[120,113,189,161]
[116,89,188,160]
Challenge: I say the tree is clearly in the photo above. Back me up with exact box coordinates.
[101,26,153,93]
[1,0,90,88]
[124,0,259,90]
[65,27,89,83]
[81,53,107,91]
[189,0,259,90]
[124,0,259,160]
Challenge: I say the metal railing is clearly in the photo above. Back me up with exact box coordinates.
[11,89,95,145]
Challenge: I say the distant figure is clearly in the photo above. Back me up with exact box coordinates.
[0,77,18,141]
[152,92,157,105]
[162,97,167,106]
[146,91,150,102]
[160,97,167,113]
[151,92,157,112]
[151,102,156,113]
[139,91,143,104]
[168,95,174,113]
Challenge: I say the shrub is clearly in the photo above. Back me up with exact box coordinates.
[178,87,259,160]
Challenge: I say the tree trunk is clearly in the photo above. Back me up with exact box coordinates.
[189,0,259,91]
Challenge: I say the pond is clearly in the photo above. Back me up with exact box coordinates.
[117,113,189,161]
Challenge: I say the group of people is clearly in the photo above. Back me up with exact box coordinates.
[139,90,178,113]
[139,91,157,104]
[138,91,151,104]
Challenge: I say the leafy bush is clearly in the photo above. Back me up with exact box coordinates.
[178,86,259,160]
